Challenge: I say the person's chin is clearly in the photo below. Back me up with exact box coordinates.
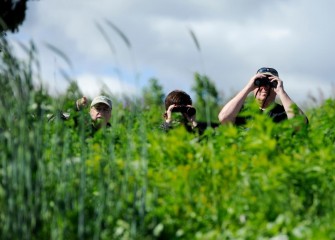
[93,118,104,128]
[259,93,269,98]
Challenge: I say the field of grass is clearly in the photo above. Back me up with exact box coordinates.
[1,38,335,240]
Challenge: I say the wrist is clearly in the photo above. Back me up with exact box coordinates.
[244,84,254,95]
[191,121,198,128]
[276,89,287,97]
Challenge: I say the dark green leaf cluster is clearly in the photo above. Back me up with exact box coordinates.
[0,0,28,33]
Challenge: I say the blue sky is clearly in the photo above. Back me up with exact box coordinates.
[6,0,335,109]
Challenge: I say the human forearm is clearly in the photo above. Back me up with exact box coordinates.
[277,90,306,119]
[218,86,251,124]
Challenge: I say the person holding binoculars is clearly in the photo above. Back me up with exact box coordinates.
[218,67,308,126]
[161,90,218,134]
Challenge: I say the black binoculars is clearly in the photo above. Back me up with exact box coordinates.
[172,105,196,116]
[254,77,278,88]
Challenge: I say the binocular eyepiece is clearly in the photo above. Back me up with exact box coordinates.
[172,105,196,116]
[254,76,278,88]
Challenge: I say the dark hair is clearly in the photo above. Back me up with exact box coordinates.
[164,90,192,110]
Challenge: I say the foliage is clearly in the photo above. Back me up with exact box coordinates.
[1,39,335,240]
[142,78,165,108]
[191,73,221,124]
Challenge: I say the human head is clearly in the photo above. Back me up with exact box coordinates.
[253,67,278,108]
[89,95,112,128]
[165,90,192,110]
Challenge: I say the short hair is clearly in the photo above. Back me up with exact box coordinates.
[164,90,192,110]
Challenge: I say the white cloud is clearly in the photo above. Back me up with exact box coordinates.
[6,0,335,106]
[76,73,138,98]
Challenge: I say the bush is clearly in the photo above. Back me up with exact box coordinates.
[1,39,335,239]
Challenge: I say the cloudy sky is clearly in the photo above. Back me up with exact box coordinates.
[7,0,335,109]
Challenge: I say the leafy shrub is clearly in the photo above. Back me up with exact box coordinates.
[1,39,335,240]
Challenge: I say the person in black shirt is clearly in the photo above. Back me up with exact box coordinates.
[161,90,219,135]
[218,67,308,126]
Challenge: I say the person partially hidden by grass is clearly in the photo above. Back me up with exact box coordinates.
[49,95,112,135]
[218,67,309,127]
[161,90,219,135]
[77,95,112,129]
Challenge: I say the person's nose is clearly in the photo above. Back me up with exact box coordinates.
[260,86,269,91]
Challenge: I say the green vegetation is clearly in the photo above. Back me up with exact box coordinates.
[1,39,335,240]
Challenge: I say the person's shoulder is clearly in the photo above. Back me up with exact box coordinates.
[271,103,285,112]
[268,103,287,122]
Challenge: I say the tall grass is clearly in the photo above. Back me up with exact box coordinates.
[1,38,335,240]
[188,28,216,125]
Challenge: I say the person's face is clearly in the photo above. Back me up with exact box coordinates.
[89,103,112,126]
[253,84,276,107]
